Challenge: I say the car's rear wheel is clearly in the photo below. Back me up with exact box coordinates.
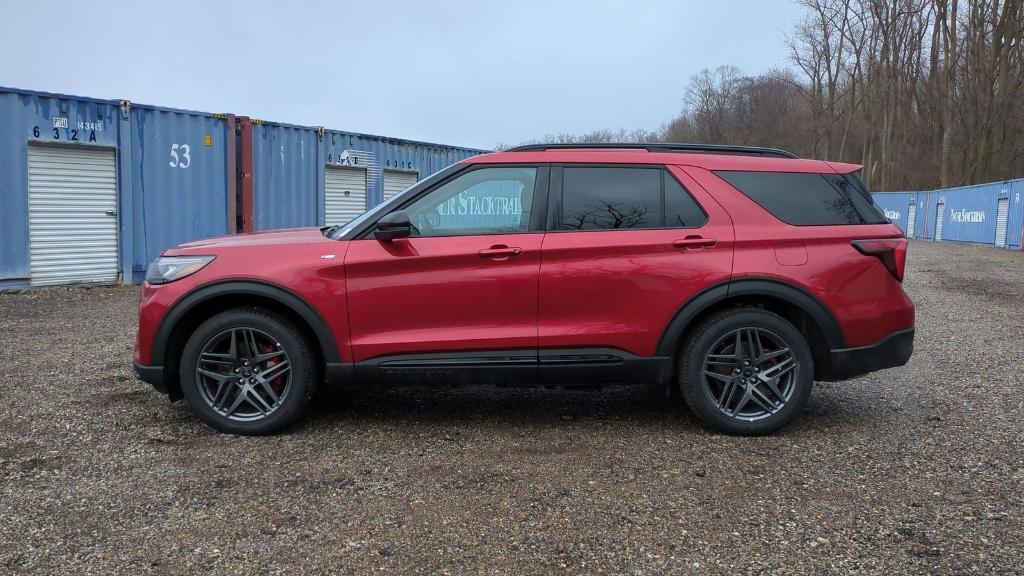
[179,308,316,435]
[678,308,813,435]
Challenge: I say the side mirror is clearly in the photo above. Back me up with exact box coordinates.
[374,210,412,241]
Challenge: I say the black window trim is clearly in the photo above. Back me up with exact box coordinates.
[352,163,551,240]
[546,163,709,233]
[713,169,881,227]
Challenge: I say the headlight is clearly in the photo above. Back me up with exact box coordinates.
[145,255,215,285]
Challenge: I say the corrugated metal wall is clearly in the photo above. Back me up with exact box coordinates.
[874,179,1024,249]
[246,124,485,231]
[251,122,320,231]
[871,192,919,236]
[0,85,484,289]
[0,88,121,289]
[128,105,231,281]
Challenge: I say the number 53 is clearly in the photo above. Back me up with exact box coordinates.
[169,144,191,168]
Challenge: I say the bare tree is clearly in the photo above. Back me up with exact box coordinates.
[504,0,1024,191]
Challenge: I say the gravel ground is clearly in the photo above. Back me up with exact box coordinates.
[1,240,1022,575]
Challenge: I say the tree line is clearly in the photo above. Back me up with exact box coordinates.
[505,0,1024,192]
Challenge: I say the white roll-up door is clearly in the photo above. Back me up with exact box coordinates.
[935,202,945,241]
[28,145,119,286]
[382,170,418,201]
[995,197,1009,247]
[906,203,917,238]
[325,166,368,226]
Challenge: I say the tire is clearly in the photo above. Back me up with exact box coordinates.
[179,308,317,435]
[678,307,813,436]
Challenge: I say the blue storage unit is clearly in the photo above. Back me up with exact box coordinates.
[127,105,233,282]
[322,129,485,210]
[875,179,1024,249]
[0,86,233,289]
[0,89,120,289]
[1006,180,1024,249]
[250,122,485,231]
[871,192,920,236]
[1,85,489,288]
[250,121,319,231]
[932,180,1022,248]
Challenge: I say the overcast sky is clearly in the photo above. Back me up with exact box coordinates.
[0,1,804,150]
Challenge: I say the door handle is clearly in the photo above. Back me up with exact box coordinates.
[673,236,717,250]
[104,210,117,217]
[478,245,523,260]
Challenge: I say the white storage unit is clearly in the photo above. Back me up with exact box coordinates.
[28,145,119,286]
[935,202,945,241]
[382,170,419,201]
[995,197,1009,247]
[325,166,368,226]
[906,202,917,238]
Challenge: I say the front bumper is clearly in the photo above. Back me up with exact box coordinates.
[132,362,167,393]
[824,328,915,381]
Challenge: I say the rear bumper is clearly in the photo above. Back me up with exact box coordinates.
[824,328,914,381]
[132,362,167,394]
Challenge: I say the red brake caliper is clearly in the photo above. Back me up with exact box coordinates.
[264,345,285,393]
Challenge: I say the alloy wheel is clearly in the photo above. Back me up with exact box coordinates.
[701,327,797,422]
[194,327,292,422]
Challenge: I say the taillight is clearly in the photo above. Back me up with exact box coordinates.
[851,238,907,282]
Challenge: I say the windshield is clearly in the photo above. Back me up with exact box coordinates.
[327,165,460,240]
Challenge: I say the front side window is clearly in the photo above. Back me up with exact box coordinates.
[403,166,537,236]
[559,167,707,231]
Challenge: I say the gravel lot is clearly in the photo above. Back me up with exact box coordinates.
[1,240,1022,575]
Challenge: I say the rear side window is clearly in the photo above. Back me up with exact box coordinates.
[664,171,707,227]
[715,171,864,225]
[559,167,707,230]
[833,172,888,224]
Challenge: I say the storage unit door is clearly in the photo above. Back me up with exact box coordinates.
[28,145,119,286]
[325,166,368,225]
[995,197,1009,247]
[382,170,419,201]
[935,202,945,241]
[906,203,917,238]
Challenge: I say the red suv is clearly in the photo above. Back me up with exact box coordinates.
[133,144,914,436]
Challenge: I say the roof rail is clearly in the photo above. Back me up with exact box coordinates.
[505,142,799,159]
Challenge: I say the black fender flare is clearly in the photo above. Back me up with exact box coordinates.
[655,278,845,356]
[150,279,341,367]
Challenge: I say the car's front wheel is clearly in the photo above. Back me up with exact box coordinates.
[179,308,317,435]
[678,308,813,435]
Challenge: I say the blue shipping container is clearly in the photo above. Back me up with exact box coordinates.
[251,122,485,230]
[0,89,121,288]
[871,192,920,236]
[0,86,232,289]
[128,105,232,281]
[875,179,1024,249]
[250,121,319,231]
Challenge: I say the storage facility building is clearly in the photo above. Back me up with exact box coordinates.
[873,179,1024,250]
[0,86,483,290]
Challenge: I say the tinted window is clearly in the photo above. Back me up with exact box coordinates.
[561,167,660,230]
[559,167,706,230]
[404,166,536,236]
[665,171,708,227]
[836,171,888,223]
[716,171,863,225]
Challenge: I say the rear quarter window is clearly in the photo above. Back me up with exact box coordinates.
[715,171,865,226]
[834,171,888,224]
